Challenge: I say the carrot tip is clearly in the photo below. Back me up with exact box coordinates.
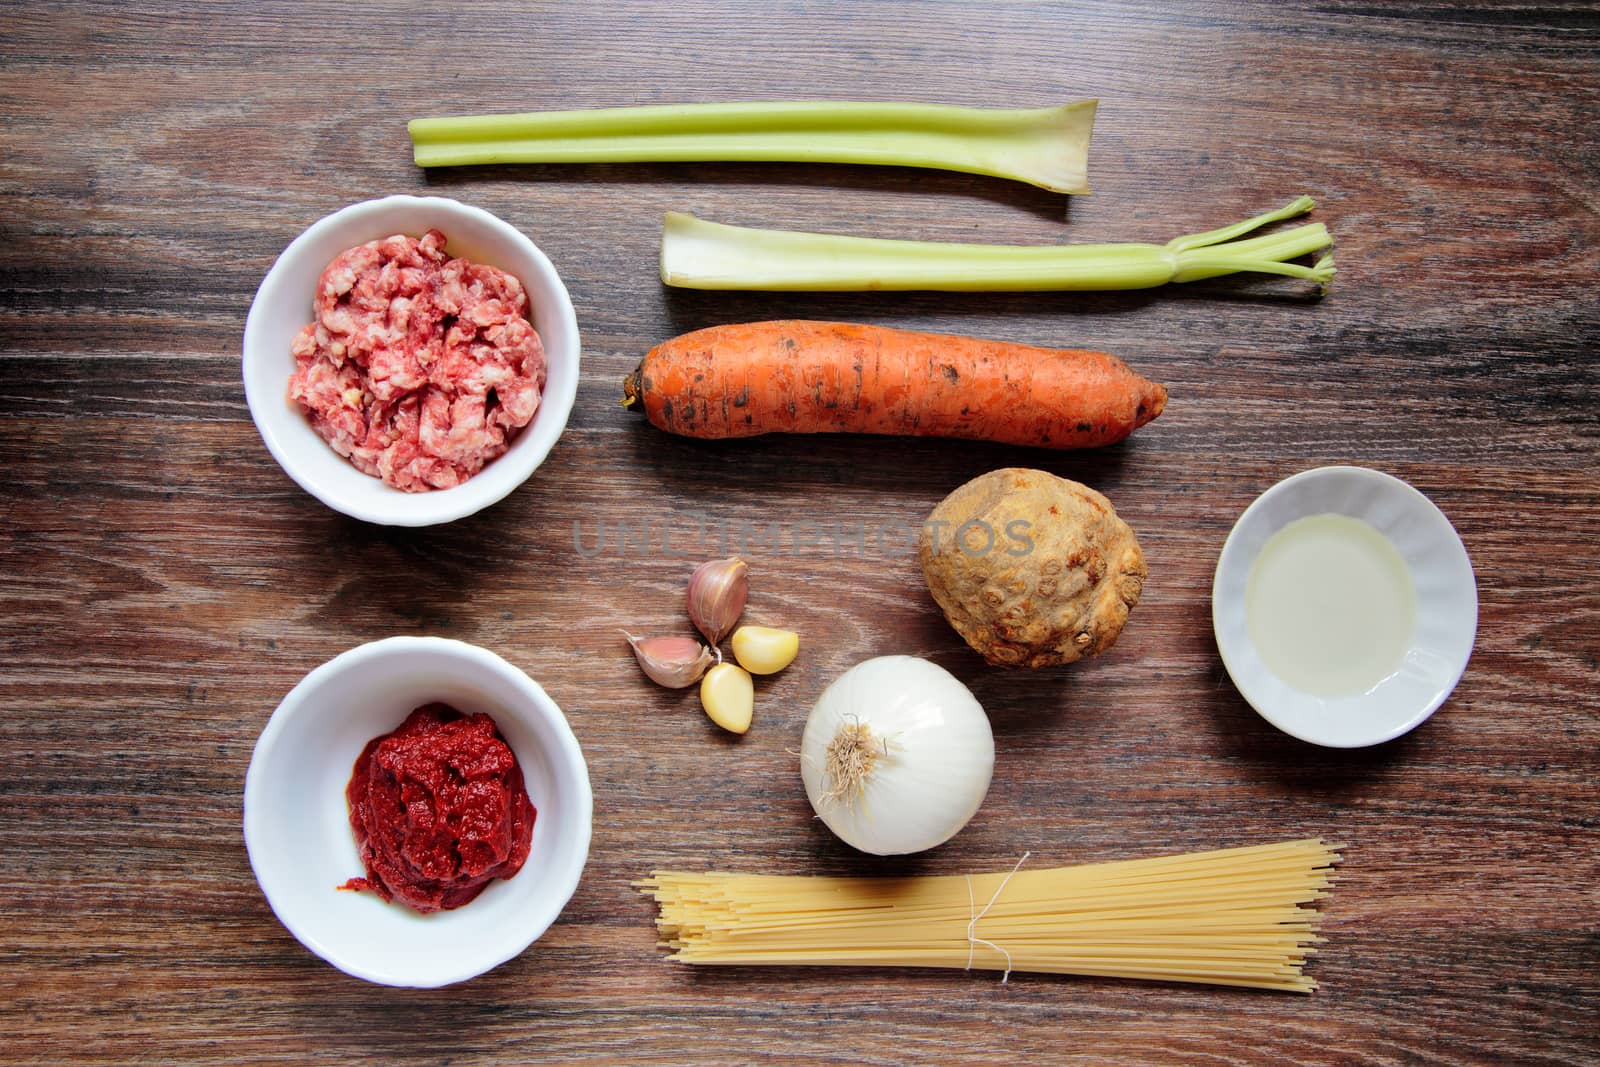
[622,364,644,411]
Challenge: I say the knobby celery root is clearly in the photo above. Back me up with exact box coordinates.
[920,468,1147,668]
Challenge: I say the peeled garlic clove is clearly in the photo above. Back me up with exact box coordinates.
[687,557,749,646]
[731,625,800,675]
[624,631,714,689]
[700,662,755,734]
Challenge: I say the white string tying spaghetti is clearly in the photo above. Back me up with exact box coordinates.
[965,851,1031,982]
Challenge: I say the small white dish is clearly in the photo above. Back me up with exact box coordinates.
[242,195,580,526]
[1212,466,1477,748]
[243,636,592,987]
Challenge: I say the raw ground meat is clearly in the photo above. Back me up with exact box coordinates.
[288,230,547,492]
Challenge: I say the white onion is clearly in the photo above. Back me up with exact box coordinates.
[800,656,994,855]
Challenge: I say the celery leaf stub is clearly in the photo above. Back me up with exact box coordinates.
[408,100,1097,194]
[659,199,1335,293]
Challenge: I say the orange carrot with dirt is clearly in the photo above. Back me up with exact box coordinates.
[622,320,1167,449]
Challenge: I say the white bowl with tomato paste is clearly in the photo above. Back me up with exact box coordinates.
[243,636,593,987]
[243,195,580,525]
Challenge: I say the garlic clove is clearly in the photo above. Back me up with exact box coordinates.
[731,625,800,675]
[687,557,749,646]
[700,662,755,734]
[624,631,715,688]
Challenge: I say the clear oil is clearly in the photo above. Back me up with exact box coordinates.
[1245,513,1416,697]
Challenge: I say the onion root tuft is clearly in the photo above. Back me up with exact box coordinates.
[822,720,885,806]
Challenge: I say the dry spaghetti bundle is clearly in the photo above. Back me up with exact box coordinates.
[638,838,1340,992]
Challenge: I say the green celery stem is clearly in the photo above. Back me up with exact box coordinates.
[409,100,1098,194]
[659,198,1335,292]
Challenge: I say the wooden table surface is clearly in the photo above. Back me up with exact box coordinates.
[4,2,1597,1063]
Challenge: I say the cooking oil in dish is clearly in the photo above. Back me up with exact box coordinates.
[1245,513,1416,697]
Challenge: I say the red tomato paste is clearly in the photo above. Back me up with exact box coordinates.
[343,703,536,913]
[288,230,547,492]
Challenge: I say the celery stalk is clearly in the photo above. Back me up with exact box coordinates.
[408,100,1097,194]
[659,197,1335,292]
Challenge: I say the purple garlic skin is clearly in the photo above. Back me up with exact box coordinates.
[687,557,749,646]
[625,632,715,688]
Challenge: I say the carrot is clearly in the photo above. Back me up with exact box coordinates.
[622,320,1167,449]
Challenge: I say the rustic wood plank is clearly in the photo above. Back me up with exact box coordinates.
[1,1,1597,1064]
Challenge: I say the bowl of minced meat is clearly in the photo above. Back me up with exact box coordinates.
[244,196,579,526]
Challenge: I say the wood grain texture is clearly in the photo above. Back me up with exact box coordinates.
[2,1,1597,1063]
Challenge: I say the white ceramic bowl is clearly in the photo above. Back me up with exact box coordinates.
[1212,466,1477,748]
[242,195,580,526]
[243,636,592,987]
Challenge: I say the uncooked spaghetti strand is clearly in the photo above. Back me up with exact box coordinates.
[666,946,1320,990]
[653,885,1332,935]
[640,839,1339,901]
[648,840,1338,900]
